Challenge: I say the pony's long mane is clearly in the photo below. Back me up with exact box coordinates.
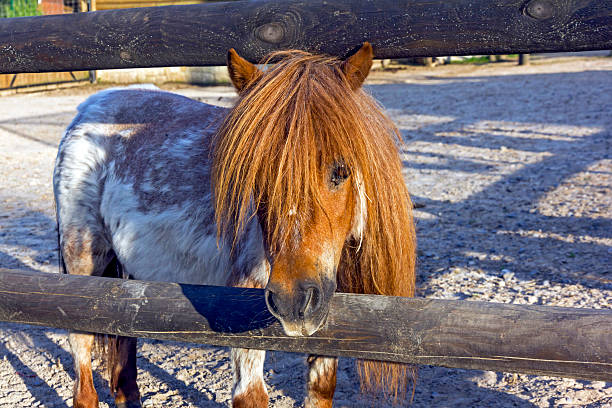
[212,50,416,398]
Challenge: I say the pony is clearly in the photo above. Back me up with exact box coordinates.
[53,42,416,408]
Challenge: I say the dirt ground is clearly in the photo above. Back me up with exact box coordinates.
[0,56,610,407]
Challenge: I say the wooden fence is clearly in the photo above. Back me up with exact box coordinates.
[1,269,610,381]
[0,0,610,382]
[0,0,610,73]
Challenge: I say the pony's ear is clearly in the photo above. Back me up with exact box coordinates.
[227,48,262,92]
[340,42,374,90]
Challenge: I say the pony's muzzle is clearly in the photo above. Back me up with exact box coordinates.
[264,279,335,336]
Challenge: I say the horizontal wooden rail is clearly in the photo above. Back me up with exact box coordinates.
[0,268,610,381]
[0,0,610,73]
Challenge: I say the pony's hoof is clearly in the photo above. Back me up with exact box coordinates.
[115,401,142,408]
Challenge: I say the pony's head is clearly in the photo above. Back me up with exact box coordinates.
[213,44,415,342]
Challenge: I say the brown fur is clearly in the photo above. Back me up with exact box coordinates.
[213,47,416,398]
[227,274,267,289]
[228,48,263,94]
[94,336,141,406]
[73,363,99,408]
[306,356,337,408]
[61,228,110,277]
[70,332,99,408]
[232,380,268,408]
[93,262,141,406]
[340,42,374,90]
[62,229,108,408]
[108,336,141,406]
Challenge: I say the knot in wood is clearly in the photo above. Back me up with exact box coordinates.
[255,22,285,44]
[524,0,555,20]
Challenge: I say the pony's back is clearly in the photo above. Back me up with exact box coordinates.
[54,87,246,287]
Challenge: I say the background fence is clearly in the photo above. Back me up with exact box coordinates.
[0,0,237,89]
[0,0,94,90]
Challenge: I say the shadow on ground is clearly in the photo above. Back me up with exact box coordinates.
[367,70,611,290]
[0,68,610,406]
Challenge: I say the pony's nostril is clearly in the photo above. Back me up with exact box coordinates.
[301,285,322,318]
[266,284,324,321]
[299,287,313,317]
[265,289,281,318]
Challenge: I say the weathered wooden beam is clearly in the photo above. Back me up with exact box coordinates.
[0,268,610,381]
[0,0,610,73]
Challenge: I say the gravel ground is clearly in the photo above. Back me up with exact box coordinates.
[0,57,610,407]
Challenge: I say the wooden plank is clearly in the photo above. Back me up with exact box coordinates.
[0,268,610,381]
[0,0,610,73]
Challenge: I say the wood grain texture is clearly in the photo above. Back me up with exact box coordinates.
[0,0,610,73]
[0,269,610,381]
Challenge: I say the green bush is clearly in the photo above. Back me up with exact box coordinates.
[1,0,42,18]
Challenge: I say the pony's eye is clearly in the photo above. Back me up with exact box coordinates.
[329,161,350,189]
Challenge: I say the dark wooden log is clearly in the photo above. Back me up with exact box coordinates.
[0,269,610,381]
[519,53,531,65]
[0,0,610,73]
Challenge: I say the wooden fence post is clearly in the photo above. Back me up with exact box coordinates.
[519,54,530,65]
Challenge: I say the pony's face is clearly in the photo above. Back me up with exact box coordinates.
[259,162,359,335]
[218,44,416,397]
[223,43,374,336]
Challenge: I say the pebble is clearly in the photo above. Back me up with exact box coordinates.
[591,381,607,389]
[481,371,498,385]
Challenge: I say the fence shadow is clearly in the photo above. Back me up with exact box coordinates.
[0,208,58,273]
[367,69,611,289]
[0,328,69,407]
[0,68,609,406]
[332,358,538,407]
[137,343,227,407]
[0,110,75,148]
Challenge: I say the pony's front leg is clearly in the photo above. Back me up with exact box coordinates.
[231,348,268,407]
[305,355,338,408]
[228,263,269,407]
[69,331,99,408]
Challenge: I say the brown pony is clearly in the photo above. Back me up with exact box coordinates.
[54,43,415,408]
